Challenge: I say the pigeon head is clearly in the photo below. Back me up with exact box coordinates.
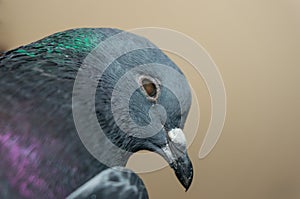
[90,31,194,190]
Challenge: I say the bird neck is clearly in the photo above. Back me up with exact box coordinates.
[103,143,133,167]
[87,131,133,168]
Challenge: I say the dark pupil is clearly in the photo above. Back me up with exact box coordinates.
[142,79,157,97]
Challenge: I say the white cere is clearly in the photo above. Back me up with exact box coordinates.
[168,128,187,146]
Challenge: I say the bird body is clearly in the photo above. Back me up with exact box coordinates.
[0,28,193,198]
[0,28,118,198]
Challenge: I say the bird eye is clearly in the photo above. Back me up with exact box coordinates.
[139,76,160,100]
[142,78,157,98]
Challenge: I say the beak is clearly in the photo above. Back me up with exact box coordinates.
[156,128,193,191]
[171,152,193,191]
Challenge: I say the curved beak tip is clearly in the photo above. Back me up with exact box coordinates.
[153,128,194,191]
[182,166,193,191]
[171,154,193,191]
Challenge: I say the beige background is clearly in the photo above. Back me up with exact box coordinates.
[1,0,300,198]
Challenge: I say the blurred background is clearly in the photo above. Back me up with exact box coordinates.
[1,0,300,198]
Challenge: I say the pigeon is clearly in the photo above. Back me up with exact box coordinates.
[66,166,148,199]
[0,28,193,198]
